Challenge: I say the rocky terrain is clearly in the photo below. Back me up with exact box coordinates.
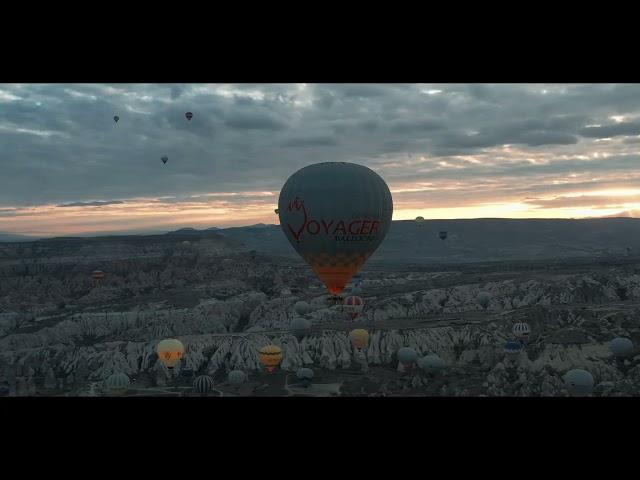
[1,226,640,396]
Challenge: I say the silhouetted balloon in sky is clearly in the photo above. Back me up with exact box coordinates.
[185,112,193,121]
[278,162,393,296]
[113,116,119,123]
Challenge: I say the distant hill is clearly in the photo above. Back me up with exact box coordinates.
[0,232,39,242]
[215,218,640,264]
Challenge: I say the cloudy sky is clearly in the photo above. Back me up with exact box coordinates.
[2,83,640,237]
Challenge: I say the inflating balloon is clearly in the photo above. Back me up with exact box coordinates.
[278,162,393,296]
[193,375,214,395]
[259,345,283,373]
[156,338,185,370]
[105,372,130,395]
[563,369,594,396]
[344,295,364,320]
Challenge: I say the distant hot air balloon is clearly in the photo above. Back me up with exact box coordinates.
[563,369,594,396]
[415,216,425,227]
[228,370,246,386]
[344,295,364,320]
[477,291,491,311]
[397,347,418,370]
[278,162,393,298]
[290,317,312,339]
[504,341,523,358]
[161,156,168,164]
[185,111,193,121]
[105,372,130,395]
[349,329,369,351]
[193,375,214,395]
[113,115,120,123]
[91,270,105,285]
[439,231,448,241]
[418,354,447,373]
[274,208,279,215]
[512,322,531,340]
[259,345,283,373]
[294,301,311,315]
[296,368,314,388]
[156,338,185,370]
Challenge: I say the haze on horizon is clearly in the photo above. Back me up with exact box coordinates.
[2,83,640,238]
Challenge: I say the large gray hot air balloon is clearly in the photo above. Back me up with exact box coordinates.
[610,337,634,358]
[398,347,418,368]
[278,162,393,296]
[563,369,594,396]
[193,375,214,395]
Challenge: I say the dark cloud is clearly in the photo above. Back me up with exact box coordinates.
[223,112,287,130]
[580,122,640,138]
[281,136,339,147]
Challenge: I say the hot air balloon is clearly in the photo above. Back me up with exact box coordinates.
[563,369,594,396]
[294,301,311,315]
[193,375,214,395]
[259,345,283,373]
[228,370,246,386]
[296,368,314,388]
[349,329,369,351]
[504,341,523,358]
[290,317,312,339]
[439,231,448,241]
[113,115,120,123]
[105,372,130,395]
[274,208,279,215]
[185,111,193,121]
[512,322,531,340]
[278,162,393,299]
[344,295,364,320]
[418,354,447,373]
[610,337,634,358]
[397,347,418,371]
[156,338,185,370]
[161,156,168,164]
[477,291,491,311]
[415,216,425,223]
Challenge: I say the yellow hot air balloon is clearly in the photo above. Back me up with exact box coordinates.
[259,345,283,373]
[349,329,369,350]
[156,338,185,370]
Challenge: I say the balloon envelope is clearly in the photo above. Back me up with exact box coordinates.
[113,116,119,123]
[563,369,594,396]
[161,156,168,164]
[610,337,634,358]
[278,162,393,295]
[419,354,447,372]
[105,372,130,394]
[296,368,314,380]
[398,347,418,364]
[193,375,214,394]
[294,301,311,315]
[259,345,283,373]
[156,338,185,369]
[349,329,369,349]
[228,370,246,385]
[185,112,193,121]
[290,317,311,335]
[512,322,531,339]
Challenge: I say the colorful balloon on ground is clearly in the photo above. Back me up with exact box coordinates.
[105,372,130,395]
[156,338,185,370]
[228,370,246,385]
[563,369,594,396]
[193,375,214,395]
[278,162,393,296]
[349,329,369,350]
[344,295,364,320]
[185,111,193,121]
[610,337,634,358]
[512,322,531,339]
[259,345,283,373]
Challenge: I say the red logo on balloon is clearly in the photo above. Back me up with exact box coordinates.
[287,197,308,243]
